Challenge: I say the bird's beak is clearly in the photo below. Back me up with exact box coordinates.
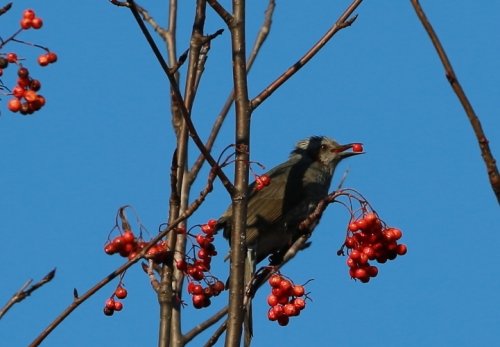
[333,143,365,158]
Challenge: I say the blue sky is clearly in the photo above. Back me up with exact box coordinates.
[1,1,499,346]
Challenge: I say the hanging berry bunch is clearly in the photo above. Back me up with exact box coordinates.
[266,273,309,326]
[337,190,408,283]
[103,277,129,316]
[175,219,225,309]
[0,7,57,115]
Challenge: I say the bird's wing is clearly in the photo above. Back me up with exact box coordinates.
[244,158,307,243]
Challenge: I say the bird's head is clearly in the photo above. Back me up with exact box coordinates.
[291,136,364,169]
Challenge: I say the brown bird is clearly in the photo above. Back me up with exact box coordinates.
[216,136,362,346]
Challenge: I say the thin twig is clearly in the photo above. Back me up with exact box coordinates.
[0,2,12,16]
[184,305,229,343]
[204,319,228,347]
[30,166,219,346]
[126,0,235,195]
[207,0,233,26]
[410,0,500,203]
[0,269,56,319]
[251,0,362,110]
[189,0,276,183]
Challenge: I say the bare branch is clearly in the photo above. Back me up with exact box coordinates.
[410,0,500,203]
[207,0,233,26]
[184,305,229,343]
[225,0,252,344]
[0,2,12,16]
[251,0,362,110]
[189,0,276,183]
[30,166,219,346]
[125,0,235,195]
[0,269,56,319]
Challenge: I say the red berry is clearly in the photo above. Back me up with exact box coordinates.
[17,77,30,88]
[103,307,114,316]
[396,244,407,255]
[267,307,279,321]
[47,52,58,63]
[36,95,46,107]
[176,259,187,271]
[30,79,42,91]
[345,236,357,249]
[346,257,357,268]
[115,286,128,299]
[353,268,368,280]
[349,249,361,261]
[212,280,225,293]
[192,284,203,295]
[6,53,18,63]
[292,298,306,310]
[197,248,209,259]
[122,230,135,243]
[113,301,123,311]
[267,294,279,306]
[356,218,368,231]
[279,279,292,295]
[23,9,36,20]
[192,294,206,309]
[12,85,26,99]
[268,274,282,288]
[283,303,298,317]
[201,223,215,235]
[31,17,43,29]
[187,282,196,294]
[259,174,271,186]
[38,54,49,66]
[24,90,37,103]
[362,246,375,260]
[292,285,305,297]
[105,298,116,310]
[104,243,117,255]
[8,98,22,112]
[352,143,363,152]
[20,18,32,29]
[277,315,290,326]
[367,265,378,277]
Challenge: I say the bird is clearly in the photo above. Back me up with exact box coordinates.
[216,136,362,345]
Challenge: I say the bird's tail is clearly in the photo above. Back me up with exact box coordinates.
[243,247,256,347]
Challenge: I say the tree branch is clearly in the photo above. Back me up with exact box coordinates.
[225,0,251,346]
[250,0,362,110]
[0,268,56,319]
[410,0,500,203]
[189,0,276,181]
[183,305,229,344]
[126,0,235,195]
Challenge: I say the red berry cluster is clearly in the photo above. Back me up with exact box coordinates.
[6,64,46,114]
[20,9,43,30]
[344,212,407,283]
[266,273,307,326]
[103,285,128,316]
[104,229,169,263]
[254,174,271,191]
[175,220,222,308]
[37,51,57,67]
[1,8,57,115]
[186,279,225,309]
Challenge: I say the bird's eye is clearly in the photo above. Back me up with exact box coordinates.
[320,144,327,151]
